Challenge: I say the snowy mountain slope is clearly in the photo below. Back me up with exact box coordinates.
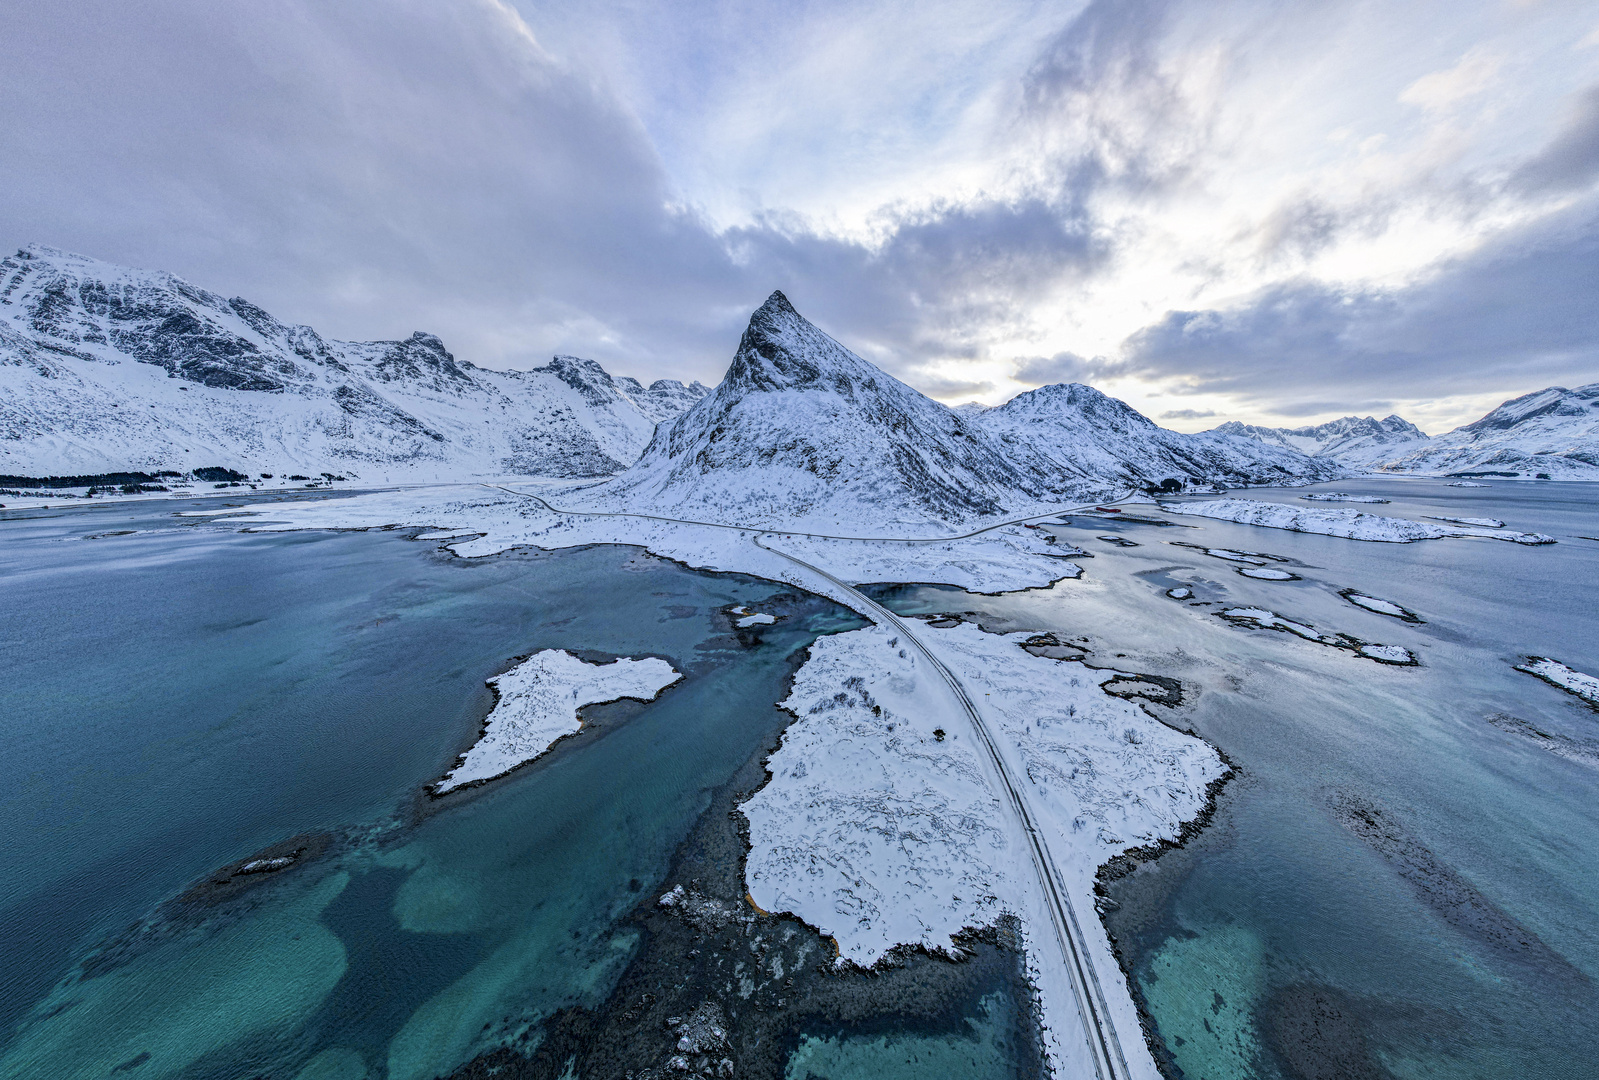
[590,291,1074,528]
[1378,384,1599,479]
[978,383,1345,489]
[0,246,707,480]
[1210,414,1428,468]
[588,293,1338,530]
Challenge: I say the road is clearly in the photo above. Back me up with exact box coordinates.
[487,482,1137,1080]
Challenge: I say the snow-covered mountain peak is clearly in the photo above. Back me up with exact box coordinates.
[992,382,1157,432]
[722,289,890,397]
[1459,384,1599,433]
[1208,413,1429,468]
[0,246,709,480]
[974,383,1343,489]
[593,294,1058,527]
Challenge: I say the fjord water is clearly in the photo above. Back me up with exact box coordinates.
[868,478,1599,1079]
[0,495,921,1079]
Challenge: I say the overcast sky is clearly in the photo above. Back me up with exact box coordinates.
[4,0,1597,432]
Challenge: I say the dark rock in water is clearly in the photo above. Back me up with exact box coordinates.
[174,831,333,905]
[1261,984,1394,1080]
[75,831,336,981]
[442,693,1045,1080]
[1100,673,1183,708]
[1331,795,1586,983]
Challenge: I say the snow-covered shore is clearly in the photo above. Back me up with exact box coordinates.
[436,650,681,793]
[742,621,1224,1074]
[1165,498,1555,545]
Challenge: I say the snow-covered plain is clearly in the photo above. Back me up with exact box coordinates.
[435,650,682,793]
[1515,658,1599,710]
[1165,499,1555,545]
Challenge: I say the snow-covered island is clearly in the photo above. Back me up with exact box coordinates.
[1165,498,1555,545]
[435,650,683,793]
[1515,658,1599,710]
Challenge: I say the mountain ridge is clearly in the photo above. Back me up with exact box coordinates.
[0,245,708,480]
[589,292,1340,529]
[1212,390,1599,479]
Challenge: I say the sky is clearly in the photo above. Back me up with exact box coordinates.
[3,0,1597,433]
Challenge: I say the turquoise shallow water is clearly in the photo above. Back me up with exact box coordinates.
[0,497,842,1077]
[0,494,1038,1080]
[866,478,1599,1079]
[5,479,1593,1079]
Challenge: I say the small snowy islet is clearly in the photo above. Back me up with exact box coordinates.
[1236,567,1297,580]
[729,606,778,628]
[1218,608,1417,665]
[1339,590,1422,622]
[435,650,682,793]
[1515,658,1599,709]
[1166,498,1554,545]
[1428,515,1506,528]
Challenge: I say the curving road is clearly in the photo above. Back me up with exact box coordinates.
[486,482,1137,1080]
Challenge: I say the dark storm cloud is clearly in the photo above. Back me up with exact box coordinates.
[730,197,1105,379]
[1012,351,1108,385]
[0,0,1123,389]
[1117,195,1599,408]
[1511,84,1599,195]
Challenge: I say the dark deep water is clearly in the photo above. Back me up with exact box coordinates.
[866,477,1599,1080]
[0,495,1038,1080]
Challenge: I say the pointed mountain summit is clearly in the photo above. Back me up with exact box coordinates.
[595,293,1075,528]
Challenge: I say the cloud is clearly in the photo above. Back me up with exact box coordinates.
[1399,47,1502,112]
[1511,85,1599,194]
[1013,351,1108,385]
[1119,194,1599,407]
[0,0,746,378]
[1159,408,1215,420]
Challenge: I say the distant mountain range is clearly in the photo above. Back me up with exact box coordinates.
[0,246,708,481]
[1212,387,1599,480]
[5,245,1588,506]
[1210,415,1426,469]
